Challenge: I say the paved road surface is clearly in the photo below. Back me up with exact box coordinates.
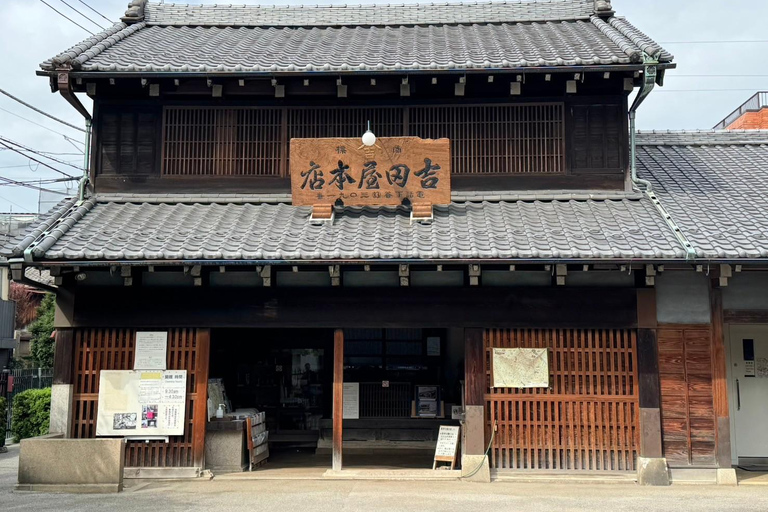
[3,444,768,511]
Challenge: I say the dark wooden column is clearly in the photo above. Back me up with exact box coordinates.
[332,329,344,471]
[637,289,663,459]
[710,287,732,467]
[192,328,211,469]
[53,328,75,386]
[464,328,486,456]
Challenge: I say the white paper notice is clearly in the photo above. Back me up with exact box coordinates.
[134,332,168,370]
[434,425,460,458]
[343,382,360,419]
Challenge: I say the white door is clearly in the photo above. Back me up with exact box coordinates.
[729,325,768,462]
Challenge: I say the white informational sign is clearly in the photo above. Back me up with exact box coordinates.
[96,370,187,437]
[433,425,461,468]
[343,382,360,419]
[746,360,756,377]
[134,331,168,370]
[451,406,463,420]
[492,348,549,388]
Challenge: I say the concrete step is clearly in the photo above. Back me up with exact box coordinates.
[323,469,462,481]
[492,470,637,485]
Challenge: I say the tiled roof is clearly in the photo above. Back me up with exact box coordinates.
[637,130,768,259]
[143,1,597,27]
[41,1,671,73]
[1,194,685,262]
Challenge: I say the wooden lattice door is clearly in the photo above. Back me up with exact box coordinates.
[71,328,210,468]
[484,329,639,471]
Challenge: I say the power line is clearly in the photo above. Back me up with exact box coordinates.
[0,193,31,212]
[0,176,75,186]
[0,175,68,195]
[660,40,768,44]
[0,137,85,172]
[0,106,85,145]
[0,88,86,133]
[0,141,77,179]
[76,0,113,25]
[670,74,768,78]
[58,0,106,30]
[39,0,95,35]
[656,89,765,93]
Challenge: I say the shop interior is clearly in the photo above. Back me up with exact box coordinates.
[207,328,464,472]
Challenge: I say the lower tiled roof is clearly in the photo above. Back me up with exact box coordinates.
[637,130,768,259]
[2,194,685,262]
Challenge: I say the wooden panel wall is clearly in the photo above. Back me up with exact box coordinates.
[71,328,210,468]
[100,107,160,175]
[484,329,639,471]
[657,326,716,466]
[569,101,624,173]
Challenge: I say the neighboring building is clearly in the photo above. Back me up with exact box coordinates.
[714,92,768,130]
[4,0,768,486]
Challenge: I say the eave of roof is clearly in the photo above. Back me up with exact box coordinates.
[39,1,672,75]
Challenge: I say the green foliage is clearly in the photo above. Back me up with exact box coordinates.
[29,294,55,369]
[0,396,6,447]
[11,388,51,443]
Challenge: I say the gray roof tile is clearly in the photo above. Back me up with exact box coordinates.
[41,1,670,73]
[143,1,595,27]
[1,195,685,262]
[637,131,768,259]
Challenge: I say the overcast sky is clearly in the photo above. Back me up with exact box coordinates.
[0,0,766,213]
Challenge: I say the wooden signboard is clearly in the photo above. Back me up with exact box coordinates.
[433,425,461,470]
[290,137,451,212]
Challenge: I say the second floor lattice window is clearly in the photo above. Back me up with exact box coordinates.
[160,104,565,177]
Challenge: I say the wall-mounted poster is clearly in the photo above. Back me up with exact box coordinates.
[492,348,549,388]
[343,382,360,419]
[96,370,187,437]
[134,331,168,370]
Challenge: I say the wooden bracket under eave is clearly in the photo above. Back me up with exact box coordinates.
[310,204,334,224]
[410,203,434,225]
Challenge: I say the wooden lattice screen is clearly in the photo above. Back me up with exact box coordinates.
[161,104,565,177]
[71,328,210,468]
[409,103,565,174]
[484,329,639,471]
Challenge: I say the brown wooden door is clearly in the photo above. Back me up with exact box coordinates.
[484,329,639,471]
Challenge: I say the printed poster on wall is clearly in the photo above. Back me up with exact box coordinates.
[134,331,168,370]
[492,348,550,388]
[343,382,360,419]
[96,370,187,437]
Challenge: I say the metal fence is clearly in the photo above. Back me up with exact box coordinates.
[2,368,53,441]
[713,91,768,129]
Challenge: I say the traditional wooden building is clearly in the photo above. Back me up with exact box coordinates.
[4,0,768,485]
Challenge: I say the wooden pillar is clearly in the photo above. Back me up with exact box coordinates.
[192,328,211,469]
[637,289,663,459]
[710,288,732,467]
[51,328,75,437]
[332,328,344,471]
[52,328,75,386]
[464,328,485,455]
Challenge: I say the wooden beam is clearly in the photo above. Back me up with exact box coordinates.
[636,289,662,459]
[192,328,211,469]
[333,328,344,471]
[69,287,639,329]
[464,328,484,407]
[710,288,732,467]
[52,328,75,385]
[724,309,768,324]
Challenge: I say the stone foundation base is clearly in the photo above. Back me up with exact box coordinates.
[461,455,491,483]
[637,457,670,486]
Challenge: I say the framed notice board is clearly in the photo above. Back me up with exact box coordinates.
[96,370,187,437]
[433,425,460,469]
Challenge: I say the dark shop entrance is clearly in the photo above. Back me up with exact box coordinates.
[207,328,463,473]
